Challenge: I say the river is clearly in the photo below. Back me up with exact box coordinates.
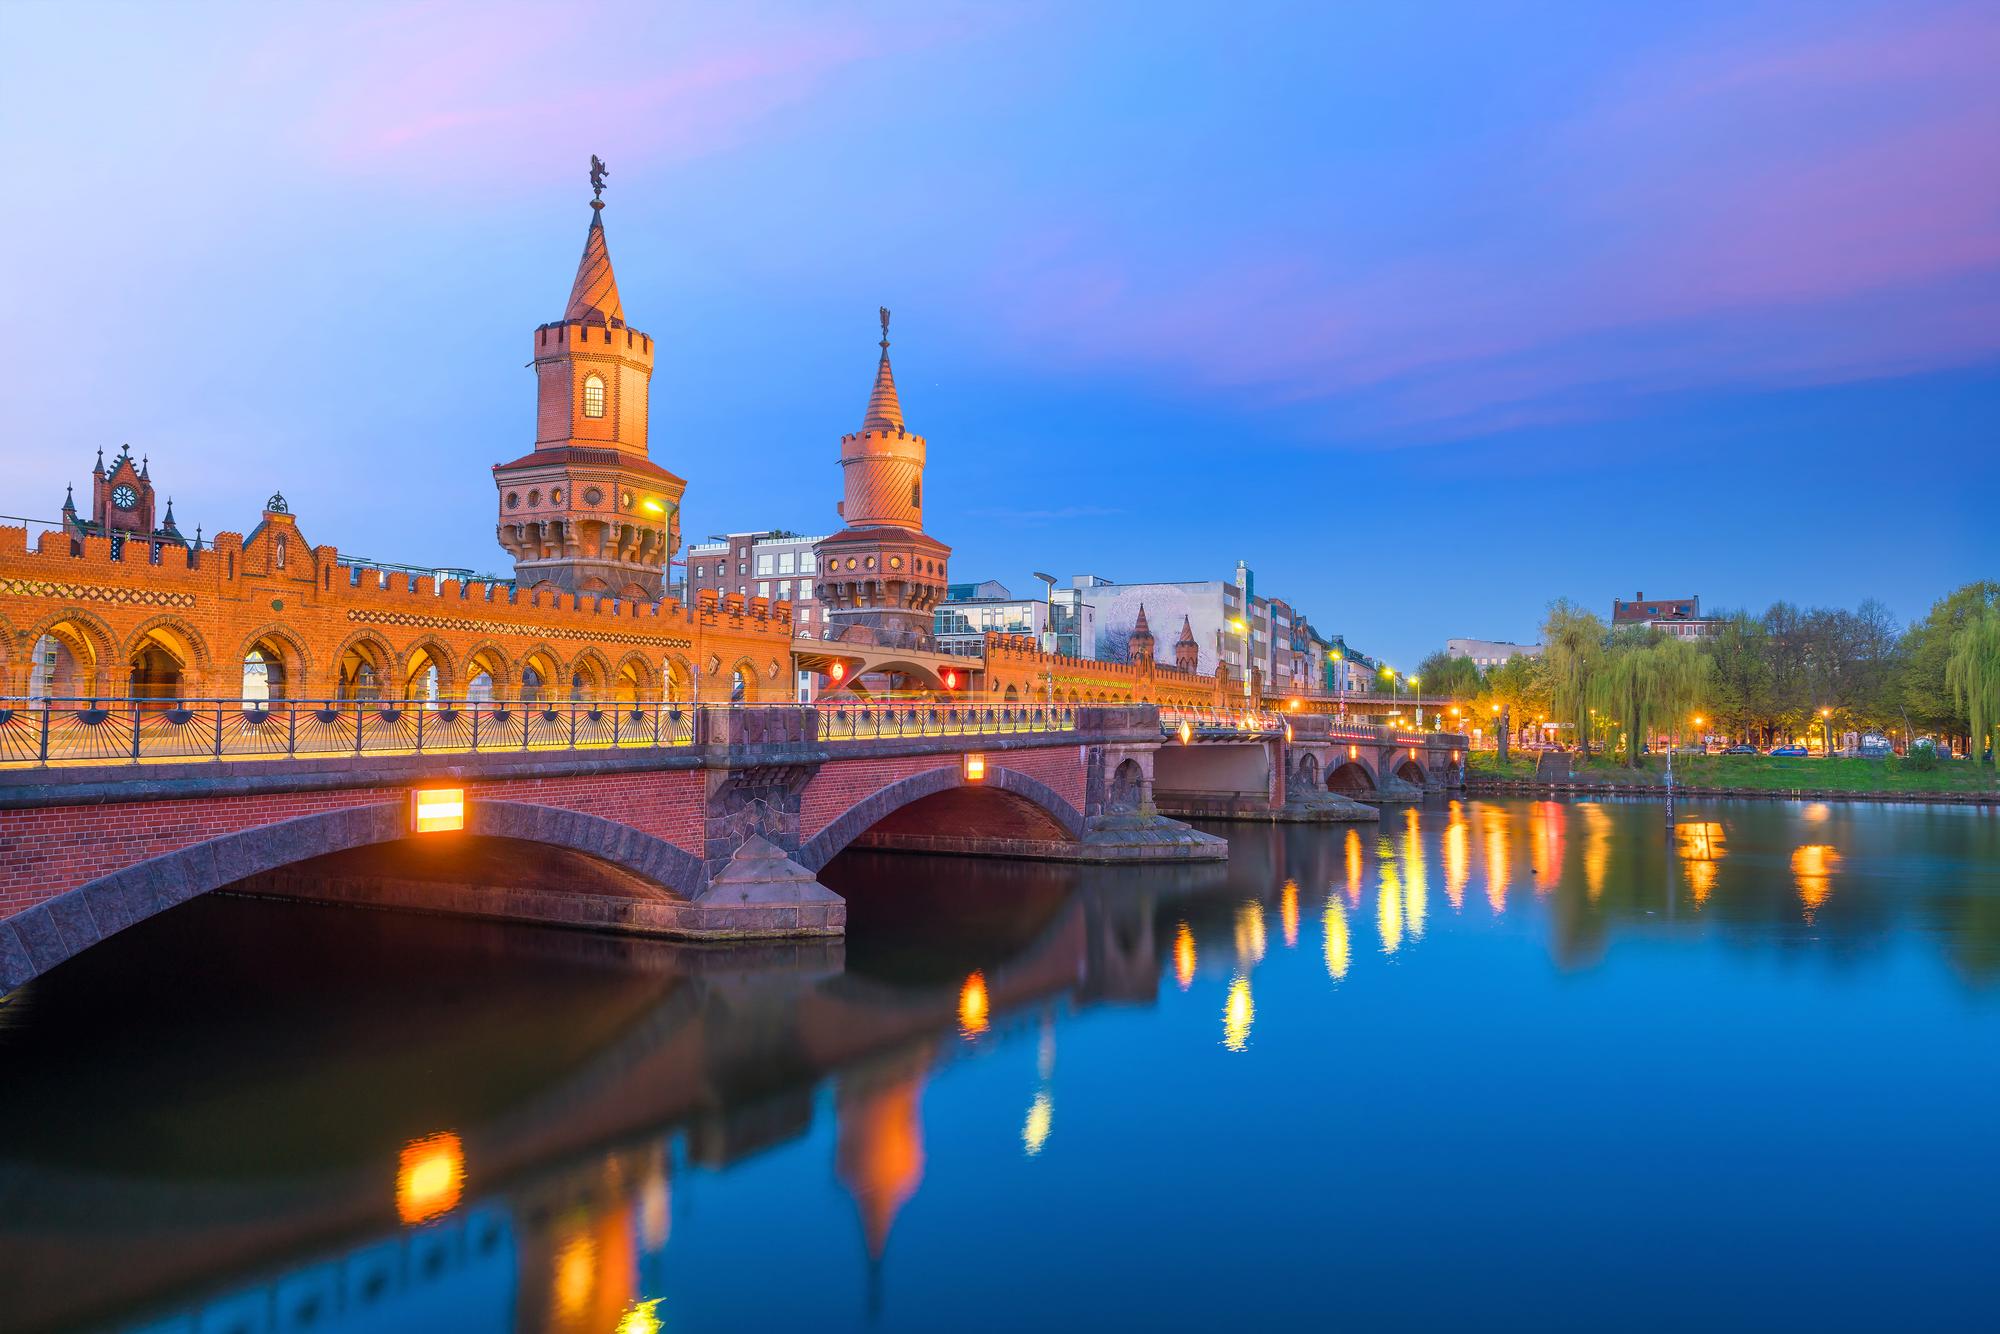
[2,797,1995,1332]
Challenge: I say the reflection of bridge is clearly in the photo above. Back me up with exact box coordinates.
[0,864,1201,1333]
[0,689,1467,991]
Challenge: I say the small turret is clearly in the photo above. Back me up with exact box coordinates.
[1127,603,1156,666]
[1175,614,1200,673]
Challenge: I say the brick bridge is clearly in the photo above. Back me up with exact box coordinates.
[0,697,1465,991]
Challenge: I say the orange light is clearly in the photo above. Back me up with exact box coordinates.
[964,753,987,781]
[1349,744,1358,760]
[944,668,958,689]
[1179,720,1193,745]
[958,970,990,1037]
[411,787,464,834]
[396,1131,464,1225]
[830,662,846,683]
[1173,921,1196,989]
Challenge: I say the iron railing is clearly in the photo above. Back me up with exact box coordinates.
[0,697,698,767]
[0,697,1084,768]
[816,701,1076,742]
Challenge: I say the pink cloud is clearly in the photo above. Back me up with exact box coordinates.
[978,3,2000,440]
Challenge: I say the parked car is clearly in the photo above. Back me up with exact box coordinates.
[1770,744,1809,758]
[1723,744,1759,755]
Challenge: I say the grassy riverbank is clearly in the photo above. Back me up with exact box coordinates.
[1467,750,2000,795]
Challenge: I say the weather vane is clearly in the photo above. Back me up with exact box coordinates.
[879,305,891,350]
[589,154,609,206]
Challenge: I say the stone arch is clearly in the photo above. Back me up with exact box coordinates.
[662,653,695,703]
[795,763,1086,873]
[17,607,117,698]
[329,629,395,700]
[610,651,656,704]
[123,615,212,700]
[565,648,613,702]
[235,623,313,703]
[0,799,711,992]
[398,636,457,703]
[728,656,760,702]
[1292,751,1321,797]
[1003,684,1021,703]
[1395,757,1428,786]
[1329,759,1377,795]
[461,640,513,702]
[518,645,562,705]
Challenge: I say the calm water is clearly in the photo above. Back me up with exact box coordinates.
[2,798,1997,1333]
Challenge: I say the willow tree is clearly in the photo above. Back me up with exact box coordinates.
[1946,608,2000,763]
[1541,600,1606,760]
[1598,637,1712,766]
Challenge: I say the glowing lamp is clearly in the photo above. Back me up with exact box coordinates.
[641,499,664,514]
[1349,744,1358,760]
[964,753,987,782]
[411,787,464,834]
[1180,720,1193,745]
[829,661,846,683]
[944,668,958,690]
[1284,723,1294,742]
[396,1131,464,1225]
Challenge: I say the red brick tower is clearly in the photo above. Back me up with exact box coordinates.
[1127,604,1156,665]
[813,310,950,648]
[494,160,685,599]
[1175,615,1200,673]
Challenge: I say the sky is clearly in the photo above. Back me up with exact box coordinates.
[1,0,1994,669]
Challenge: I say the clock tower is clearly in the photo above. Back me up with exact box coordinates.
[92,445,155,536]
[493,161,685,600]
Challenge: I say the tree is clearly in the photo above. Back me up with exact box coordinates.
[1415,649,1483,700]
[1597,635,1712,766]
[1903,582,2000,745]
[1703,612,1774,742]
[1541,600,1606,758]
[1947,608,2000,764]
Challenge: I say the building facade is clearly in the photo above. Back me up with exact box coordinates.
[1611,592,1720,640]
[1446,638,1542,669]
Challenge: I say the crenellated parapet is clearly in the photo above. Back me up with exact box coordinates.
[977,632,1226,707]
[0,502,793,704]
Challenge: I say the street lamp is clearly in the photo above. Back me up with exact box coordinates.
[1819,706,1833,758]
[1330,648,1346,718]
[1408,674,1421,726]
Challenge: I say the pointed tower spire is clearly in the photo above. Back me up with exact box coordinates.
[564,156,624,325]
[863,305,904,431]
[61,483,76,515]
[1134,604,1151,635]
[93,448,104,475]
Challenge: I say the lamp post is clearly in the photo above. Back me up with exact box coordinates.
[1330,648,1346,718]
[1820,706,1833,759]
[1409,674,1421,727]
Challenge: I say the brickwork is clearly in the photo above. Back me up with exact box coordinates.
[0,518,794,703]
[0,768,708,918]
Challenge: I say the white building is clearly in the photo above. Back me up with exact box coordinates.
[685,529,827,699]
[1446,638,1542,670]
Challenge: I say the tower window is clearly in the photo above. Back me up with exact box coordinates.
[912,480,921,507]
[583,375,606,418]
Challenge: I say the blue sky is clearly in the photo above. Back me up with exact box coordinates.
[1,0,1993,669]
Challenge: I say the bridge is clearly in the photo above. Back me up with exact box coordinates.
[0,828,1345,1332]
[0,690,1464,991]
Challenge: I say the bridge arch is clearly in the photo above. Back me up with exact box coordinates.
[1395,757,1428,786]
[1,799,708,991]
[796,764,1086,873]
[19,607,117,698]
[235,624,313,703]
[461,640,514,701]
[123,614,213,700]
[398,636,458,702]
[1328,759,1377,795]
[330,629,395,700]
[1291,752,1321,799]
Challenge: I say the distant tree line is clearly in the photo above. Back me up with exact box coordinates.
[1416,582,2000,763]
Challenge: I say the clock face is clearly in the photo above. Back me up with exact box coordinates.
[111,484,138,511]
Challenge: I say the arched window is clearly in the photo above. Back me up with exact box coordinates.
[467,671,494,703]
[582,374,606,419]
[911,480,921,508]
[242,648,272,705]
[521,667,544,704]
[274,534,287,569]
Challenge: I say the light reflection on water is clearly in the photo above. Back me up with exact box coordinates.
[1,797,1997,1333]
